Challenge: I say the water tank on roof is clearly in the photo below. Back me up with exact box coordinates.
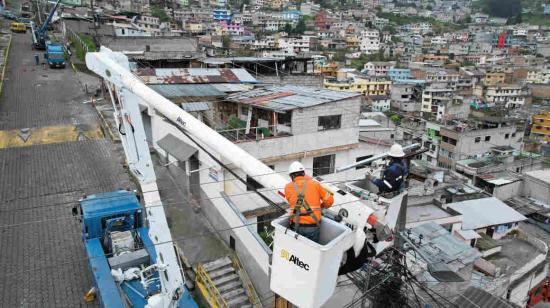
[270,217,354,308]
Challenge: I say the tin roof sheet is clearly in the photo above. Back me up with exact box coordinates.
[406,222,482,270]
[150,84,225,98]
[136,68,258,84]
[181,102,210,112]
[447,197,527,230]
[225,85,360,112]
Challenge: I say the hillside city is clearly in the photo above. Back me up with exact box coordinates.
[1,0,550,307]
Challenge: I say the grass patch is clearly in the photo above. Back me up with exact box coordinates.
[68,33,96,61]
[78,33,96,52]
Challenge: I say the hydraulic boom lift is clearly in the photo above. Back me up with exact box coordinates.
[85,47,411,308]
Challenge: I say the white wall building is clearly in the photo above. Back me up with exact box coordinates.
[485,84,527,108]
[359,29,380,55]
[278,36,311,53]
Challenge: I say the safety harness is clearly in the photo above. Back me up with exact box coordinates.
[291,180,319,235]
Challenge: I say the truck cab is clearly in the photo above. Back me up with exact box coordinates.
[77,190,197,307]
[45,43,65,68]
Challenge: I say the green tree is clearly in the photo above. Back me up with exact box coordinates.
[151,6,171,22]
[483,0,522,18]
[294,18,306,34]
[284,23,292,34]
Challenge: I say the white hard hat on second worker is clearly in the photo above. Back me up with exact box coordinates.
[288,161,305,175]
[388,144,405,158]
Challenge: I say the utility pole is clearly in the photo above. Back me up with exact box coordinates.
[274,294,291,308]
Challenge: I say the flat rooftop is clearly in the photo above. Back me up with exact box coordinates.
[407,204,452,225]
[486,238,543,276]
[524,169,550,184]
[447,197,527,230]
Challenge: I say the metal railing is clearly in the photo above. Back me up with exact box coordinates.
[231,255,263,308]
[217,124,291,142]
[195,263,229,308]
[66,27,89,53]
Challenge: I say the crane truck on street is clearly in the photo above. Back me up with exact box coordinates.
[30,0,61,50]
[84,47,411,308]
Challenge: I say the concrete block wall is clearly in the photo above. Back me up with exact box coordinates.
[148,113,273,305]
[291,96,361,134]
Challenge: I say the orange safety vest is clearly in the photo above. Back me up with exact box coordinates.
[284,176,334,225]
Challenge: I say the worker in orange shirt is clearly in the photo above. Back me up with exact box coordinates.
[284,161,334,242]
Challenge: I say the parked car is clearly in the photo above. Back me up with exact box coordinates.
[10,22,27,33]
[16,17,32,28]
[2,10,18,20]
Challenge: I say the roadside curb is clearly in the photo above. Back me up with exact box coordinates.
[0,34,13,100]
[94,105,120,142]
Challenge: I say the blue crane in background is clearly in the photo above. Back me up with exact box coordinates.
[31,0,62,50]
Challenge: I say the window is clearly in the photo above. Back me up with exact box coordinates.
[505,133,509,139]
[475,137,481,143]
[442,136,457,145]
[355,155,373,170]
[485,136,491,141]
[512,132,516,137]
[313,154,335,176]
[318,115,341,131]
[246,175,264,191]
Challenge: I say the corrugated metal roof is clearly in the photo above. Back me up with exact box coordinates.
[405,222,481,281]
[447,197,527,230]
[136,68,258,84]
[150,84,224,98]
[225,85,360,112]
[181,102,210,112]
[454,287,520,308]
[200,57,283,64]
[211,83,254,93]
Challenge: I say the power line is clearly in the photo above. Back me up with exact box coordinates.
[0,212,288,279]
[0,182,378,229]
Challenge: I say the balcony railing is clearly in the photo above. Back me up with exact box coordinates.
[217,124,292,142]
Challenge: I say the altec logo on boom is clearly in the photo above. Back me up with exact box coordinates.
[280,249,310,271]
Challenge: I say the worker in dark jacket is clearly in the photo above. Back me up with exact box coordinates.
[371,144,408,193]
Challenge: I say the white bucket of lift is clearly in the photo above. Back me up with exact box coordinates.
[270,216,353,308]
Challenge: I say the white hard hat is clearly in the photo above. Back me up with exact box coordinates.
[388,144,405,158]
[288,161,305,175]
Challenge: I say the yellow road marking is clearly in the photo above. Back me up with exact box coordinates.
[0,124,104,149]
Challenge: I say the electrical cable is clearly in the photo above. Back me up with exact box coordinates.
[0,213,288,279]
[0,166,373,216]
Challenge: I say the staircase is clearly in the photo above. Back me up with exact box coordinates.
[196,256,261,308]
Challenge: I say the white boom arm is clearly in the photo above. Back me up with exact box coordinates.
[86,47,401,306]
